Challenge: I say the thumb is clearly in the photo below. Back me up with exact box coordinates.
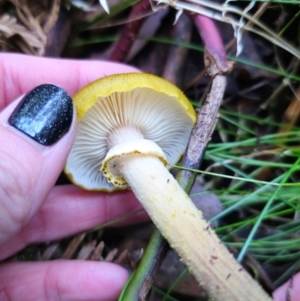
[0,84,75,244]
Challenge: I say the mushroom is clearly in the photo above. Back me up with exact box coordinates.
[65,73,271,301]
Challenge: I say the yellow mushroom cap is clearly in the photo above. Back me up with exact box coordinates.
[65,73,196,191]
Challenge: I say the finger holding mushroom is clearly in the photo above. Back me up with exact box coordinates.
[65,73,272,301]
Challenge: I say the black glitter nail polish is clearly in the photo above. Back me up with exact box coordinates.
[9,84,73,146]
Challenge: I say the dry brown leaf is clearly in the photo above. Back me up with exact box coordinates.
[43,0,61,33]
[41,243,59,260]
[61,233,86,259]
[7,0,47,55]
[279,86,300,133]
[90,241,105,261]
[0,14,45,54]
[77,240,97,260]
[104,248,118,262]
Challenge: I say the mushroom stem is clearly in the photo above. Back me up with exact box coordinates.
[117,154,272,301]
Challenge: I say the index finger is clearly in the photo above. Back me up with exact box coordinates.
[0,53,139,110]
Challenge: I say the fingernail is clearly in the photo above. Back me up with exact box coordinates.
[9,84,73,146]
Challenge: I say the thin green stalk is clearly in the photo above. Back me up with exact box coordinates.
[237,156,300,262]
[118,230,168,301]
[211,174,285,223]
[273,259,300,286]
[161,269,188,301]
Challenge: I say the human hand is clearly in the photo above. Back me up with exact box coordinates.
[273,272,300,301]
[0,53,147,301]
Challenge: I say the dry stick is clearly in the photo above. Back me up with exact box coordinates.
[110,0,151,62]
[176,76,226,192]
